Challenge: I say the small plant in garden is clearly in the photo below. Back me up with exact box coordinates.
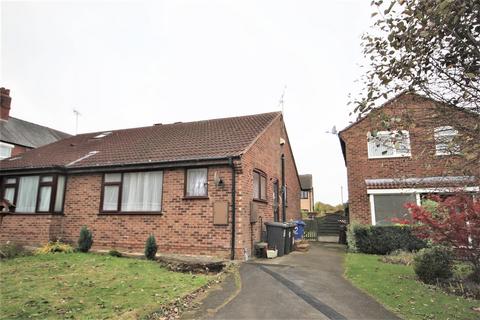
[78,226,93,253]
[414,246,453,284]
[37,240,74,254]
[144,235,158,260]
[407,193,480,283]
[0,242,32,259]
[108,249,122,257]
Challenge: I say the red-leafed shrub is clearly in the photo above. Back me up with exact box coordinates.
[406,194,480,283]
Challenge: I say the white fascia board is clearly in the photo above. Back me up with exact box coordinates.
[367,186,479,195]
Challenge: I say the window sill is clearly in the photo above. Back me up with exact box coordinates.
[253,199,268,204]
[182,196,209,200]
[435,153,461,157]
[368,154,411,160]
[98,212,164,216]
[1,212,64,216]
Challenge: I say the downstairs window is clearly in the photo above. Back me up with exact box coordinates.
[1,175,66,213]
[371,193,417,225]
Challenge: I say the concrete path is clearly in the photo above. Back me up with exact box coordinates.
[187,242,400,320]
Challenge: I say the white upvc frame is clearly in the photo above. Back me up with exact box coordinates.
[0,142,14,159]
[367,130,412,159]
[434,126,460,156]
[368,186,480,225]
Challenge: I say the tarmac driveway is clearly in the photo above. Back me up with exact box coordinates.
[187,242,399,320]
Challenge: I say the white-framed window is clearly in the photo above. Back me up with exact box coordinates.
[300,190,309,199]
[101,171,163,212]
[434,126,459,156]
[185,168,208,197]
[0,142,14,159]
[367,130,411,159]
[369,193,417,225]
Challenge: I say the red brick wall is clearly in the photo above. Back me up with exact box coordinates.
[11,145,31,157]
[0,214,61,244]
[340,94,478,224]
[0,117,301,259]
[240,115,301,256]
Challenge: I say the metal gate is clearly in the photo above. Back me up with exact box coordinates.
[304,214,344,241]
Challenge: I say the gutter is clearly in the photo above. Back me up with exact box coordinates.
[229,157,237,260]
[0,157,239,176]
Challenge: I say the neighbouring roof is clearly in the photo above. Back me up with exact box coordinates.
[337,92,479,164]
[0,117,71,148]
[299,174,313,190]
[0,112,282,171]
[365,176,478,189]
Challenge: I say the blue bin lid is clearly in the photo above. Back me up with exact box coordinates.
[294,220,306,226]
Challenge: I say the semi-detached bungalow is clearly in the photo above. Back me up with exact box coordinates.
[0,112,301,259]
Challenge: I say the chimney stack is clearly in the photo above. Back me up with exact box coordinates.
[0,87,12,121]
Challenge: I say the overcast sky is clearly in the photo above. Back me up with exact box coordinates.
[1,0,373,205]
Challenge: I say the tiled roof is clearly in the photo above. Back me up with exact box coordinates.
[0,112,281,171]
[299,174,313,190]
[0,117,71,148]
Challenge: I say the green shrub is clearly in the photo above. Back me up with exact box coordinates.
[0,242,32,259]
[144,235,158,260]
[108,249,122,257]
[78,226,93,253]
[347,224,426,255]
[37,241,74,254]
[414,246,454,284]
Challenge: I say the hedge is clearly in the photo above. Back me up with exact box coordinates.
[347,224,426,255]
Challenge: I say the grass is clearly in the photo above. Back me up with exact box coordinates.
[345,253,479,320]
[0,253,211,319]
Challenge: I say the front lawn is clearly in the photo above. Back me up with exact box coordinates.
[345,253,479,320]
[0,253,211,319]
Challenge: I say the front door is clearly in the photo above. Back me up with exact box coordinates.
[273,180,279,222]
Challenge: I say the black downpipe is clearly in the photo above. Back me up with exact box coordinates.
[229,158,236,260]
[281,153,286,222]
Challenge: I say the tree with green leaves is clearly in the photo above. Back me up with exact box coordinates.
[354,0,479,174]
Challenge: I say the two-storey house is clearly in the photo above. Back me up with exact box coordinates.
[339,93,479,225]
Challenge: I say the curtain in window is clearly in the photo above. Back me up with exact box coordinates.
[4,187,15,203]
[16,176,39,212]
[121,171,163,211]
[38,186,52,211]
[434,126,459,155]
[103,186,119,211]
[54,176,66,212]
[186,169,207,196]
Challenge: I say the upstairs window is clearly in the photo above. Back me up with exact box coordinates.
[301,190,309,199]
[1,175,66,213]
[434,126,459,156]
[253,170,267,201]
[185,168,208,197]
[0,142,14,159]
[367,130,411,159]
